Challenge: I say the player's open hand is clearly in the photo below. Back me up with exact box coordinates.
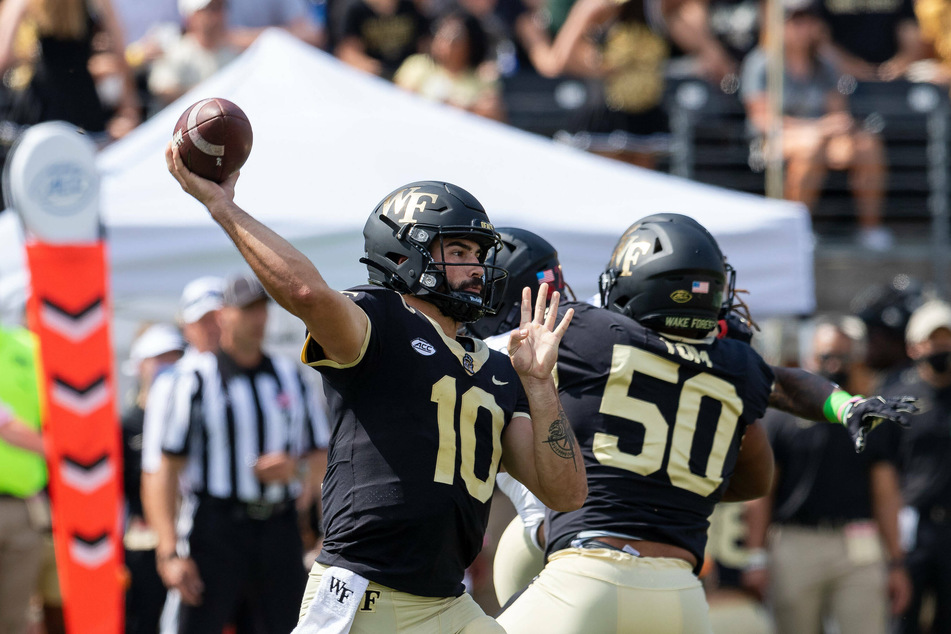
[508,283,573,381]
[844,395,918,453]
[165,142,238,208]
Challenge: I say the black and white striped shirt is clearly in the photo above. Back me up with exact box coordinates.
[162,349,329,504]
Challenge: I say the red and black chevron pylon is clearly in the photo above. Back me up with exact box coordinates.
[25,241,123,634]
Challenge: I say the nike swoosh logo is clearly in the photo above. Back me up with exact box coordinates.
[492,376,508,386]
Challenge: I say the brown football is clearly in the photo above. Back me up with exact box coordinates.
[172,98,253,183]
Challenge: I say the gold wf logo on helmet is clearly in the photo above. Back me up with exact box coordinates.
[380,187,440,224]
[611,238,651,276]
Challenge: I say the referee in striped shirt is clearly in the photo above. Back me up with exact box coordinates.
[144,272,329,634]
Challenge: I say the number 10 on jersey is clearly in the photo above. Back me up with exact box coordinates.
[431,376,505,503]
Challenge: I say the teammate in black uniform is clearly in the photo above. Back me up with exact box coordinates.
[165,149,587,633]
[469,228,573,607]
[489,216,917,633]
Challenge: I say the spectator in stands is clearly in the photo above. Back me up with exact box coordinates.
[454,0,528,77]
[516,0,671,168]
[817,0,925,82]
[148,0,241,109]
[114,0,182,117]
[663,0,745,88]
[914,0,951,84]
[742,318,911,634]
[740,0,893,251]
[226,0,325,49]
[333,0,429,79]
[534,0,733,86]
[394,11,505,120]
[0,0,141,140]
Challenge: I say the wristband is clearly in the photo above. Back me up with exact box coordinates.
[823,391,855,424]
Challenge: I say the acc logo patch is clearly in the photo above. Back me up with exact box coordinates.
[411,338,436,356]
[670,290,692,303]
[29,161,95,216]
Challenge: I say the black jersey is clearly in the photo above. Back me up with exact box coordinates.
[545,302,774,569]
[302,286,530,597]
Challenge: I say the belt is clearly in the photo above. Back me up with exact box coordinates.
[572,535,698,568]
[781,519,851,531]
[198,495,292,521]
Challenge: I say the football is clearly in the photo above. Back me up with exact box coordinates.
[172,98,253,183]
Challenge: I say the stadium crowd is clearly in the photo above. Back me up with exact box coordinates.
[2,0,951,632]
[1,0,951,243]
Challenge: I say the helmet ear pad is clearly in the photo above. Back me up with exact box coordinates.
[361,181,507,323]
[600,214,728,337]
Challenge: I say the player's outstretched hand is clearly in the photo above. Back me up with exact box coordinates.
[844,395,918,453]
[508,283,574,381]
[165,142,238,208]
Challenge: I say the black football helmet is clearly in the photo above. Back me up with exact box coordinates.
[468,227,571,339]
[599,213,735,338]
[361,181,507,323]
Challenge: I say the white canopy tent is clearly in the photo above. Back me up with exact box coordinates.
[0,29,814,353]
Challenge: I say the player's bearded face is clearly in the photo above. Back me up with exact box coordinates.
[451,275,484,296]
[432,237,485,296]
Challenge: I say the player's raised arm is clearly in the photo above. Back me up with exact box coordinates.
[502,284,586,512]
[165,142,366,364]
[767,365,918,452]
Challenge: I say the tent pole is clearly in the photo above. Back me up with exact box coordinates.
[765,0,784,200]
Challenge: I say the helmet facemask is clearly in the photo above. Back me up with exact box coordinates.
[417,226,508,323]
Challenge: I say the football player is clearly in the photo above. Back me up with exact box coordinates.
[166,149,588,634]
[480,217,917,632]
[467,228,571,607]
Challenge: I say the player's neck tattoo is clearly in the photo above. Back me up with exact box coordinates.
[544,409,578,468]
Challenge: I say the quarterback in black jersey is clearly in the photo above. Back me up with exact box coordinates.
[486,218,918,633]
[166,152,587,633]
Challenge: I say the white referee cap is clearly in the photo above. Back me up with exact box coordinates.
[130,324,186,363]
[180,276,225,324]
